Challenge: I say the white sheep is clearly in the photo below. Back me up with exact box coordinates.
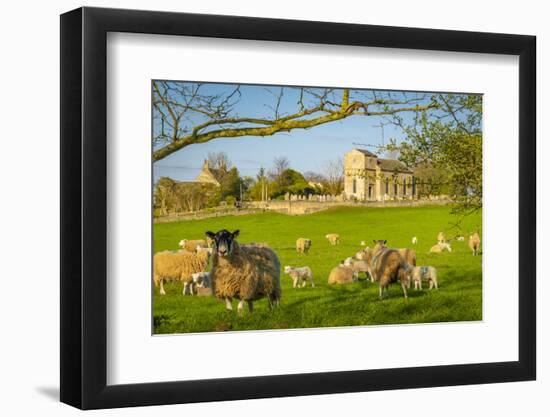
[409,266,438,290]
[411,236,418,244]
[469,232,481,256]
[360,241,367,246]
[179,239,208,252]
[325,233,340,245]
[284,266,315,288]
[343,257,372,281]
[429,242,452,253]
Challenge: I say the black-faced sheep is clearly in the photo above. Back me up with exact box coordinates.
[284,266,314,288]
[296,238,312,254]
[327,265,358,284]
[410,266,438,290]
[469,232,481,256]
[206,229,281,314]
[325,233,340,245]
[370,240,410,299]
[153,249,210,295]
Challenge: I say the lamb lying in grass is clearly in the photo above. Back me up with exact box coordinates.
[409,266,438,290]
[284,266,315,288]
[430,242,452,253]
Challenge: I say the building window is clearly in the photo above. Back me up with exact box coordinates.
[352,178,357,194]
[394,179,398,195]
[412,176,416,196]
[403,179,407,196]
[368,185,372,199]
[385,178,389,194]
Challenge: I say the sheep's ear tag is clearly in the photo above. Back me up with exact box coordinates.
[232,230,240,238]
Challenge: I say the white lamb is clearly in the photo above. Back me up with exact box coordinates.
[283,266,315,288]
[411,236,418,244]
[410,266,438,290]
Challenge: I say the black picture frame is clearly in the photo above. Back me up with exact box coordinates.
[60,6,536,410]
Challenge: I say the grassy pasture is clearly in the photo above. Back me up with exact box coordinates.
[153,205,482,334]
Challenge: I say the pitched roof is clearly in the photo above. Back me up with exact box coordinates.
[377,158,412,173]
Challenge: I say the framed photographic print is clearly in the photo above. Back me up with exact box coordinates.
[60,6,536,410]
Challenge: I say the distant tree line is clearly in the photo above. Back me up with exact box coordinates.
[153,152,344,216]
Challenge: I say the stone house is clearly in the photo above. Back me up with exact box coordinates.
[344,148,416,201]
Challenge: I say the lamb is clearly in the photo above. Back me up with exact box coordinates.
[327,265,358,284]
[411,236,418,245]
[343,257,372,280]
[370,240,411,299]
[191,271,211,288]
[206,229,281,314]
[296,238,312,254]
[409,266,438,290]
[437,232,446,244]
[429,242,452,253]
[355,247,373,262]
[153,249,210,296]
[179,239,208,252]
[325,233,340,245]
[284,266,315,288]
[469,232,481,256]
[398,248,417,266]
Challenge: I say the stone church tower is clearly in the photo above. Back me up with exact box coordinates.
[194,160,221,186]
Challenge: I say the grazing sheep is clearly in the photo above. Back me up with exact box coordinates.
[325,233,340,245]
[179,239,208,252]
[437,232,446,244]
[206,229,281,314]
[469,232,481,256]
[410,266,438,290]
[153,249,210,296]
[327,265,358,284]
[370,240,410,299]
[429,242,452,253]
[456,236,465,241]
[343,257,372,280]
[284,266,315,288]
[412,236,418,245]
[296,238,312,254]
[398,248,417,267]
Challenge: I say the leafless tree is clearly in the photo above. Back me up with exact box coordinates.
[152,81,437,161]
[322,158,345,195]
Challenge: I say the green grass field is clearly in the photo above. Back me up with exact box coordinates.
[153,205,482,334]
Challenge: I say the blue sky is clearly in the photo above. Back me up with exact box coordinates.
[153,83,436,182]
